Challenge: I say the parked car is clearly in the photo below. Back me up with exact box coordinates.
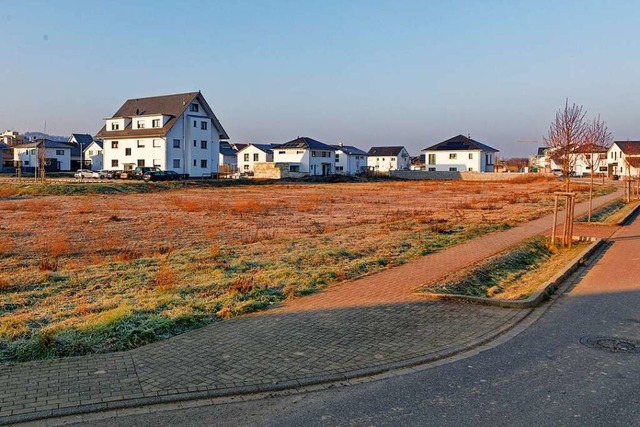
[143,170,182,182]
[92,170,109,179]
[74,169,94,179]
[119,170,133,179]
[129,166,160,180]
[106,170,123,179]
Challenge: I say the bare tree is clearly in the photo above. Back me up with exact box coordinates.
[544,100,587,191]
[581,115,612,221]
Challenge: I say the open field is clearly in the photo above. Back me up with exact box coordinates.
[0,177,615,362]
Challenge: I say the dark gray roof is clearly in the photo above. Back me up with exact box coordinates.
[368,146,405,156]
[240,143,274,154]
[537,147,548,156]
[613,141,640,155]
[70,133,94,148]
[0,142,10,150]
[95,92,229,140]
[12,139,75,150]
[274,137,336,151]
[331,144,368,156]
[220,145,237,156]
[423,135,499,153]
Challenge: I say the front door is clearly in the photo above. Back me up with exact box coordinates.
[322,163,331,176]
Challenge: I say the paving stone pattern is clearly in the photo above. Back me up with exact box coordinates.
[0,188,623,424]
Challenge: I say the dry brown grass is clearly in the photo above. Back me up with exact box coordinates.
[155,265,178,292]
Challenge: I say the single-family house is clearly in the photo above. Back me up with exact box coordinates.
[607,141,640,177]
[95,91,229,177]
[331,143,368,175]
[68,133,96,169]
[12,139,73,171]
[531,147,552,172]
[219,141,238,173]
[573,144,609,177]
[422,135,498,172]
[367,146,411,172]
[272,137,336,176]
[84,140,104,170]
[1,130,25,146]
[410,155,425,171]
[237,143,273,175]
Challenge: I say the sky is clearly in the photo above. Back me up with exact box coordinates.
[1,0,640,157]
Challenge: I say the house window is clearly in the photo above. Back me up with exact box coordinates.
[382,158,385,161]
[244,153,249,161]
[193,140,197,147]
[194,120,197,128]
[449,167,457,171]
[201,159,207,168]
[469,153,473,159]
[153,159,161,167]
[428,167,436,171]
[336,166,343,172]
[449,153,457,160]
[428,154,436,165]
[585,154,591,160]
[244,164,249,170]
[468,167,473,171]
[137,140,145,148]
[201,140,207,149]
[311,151,317,157]
[173,159,181,168]
[201,121,208,130]
[137,159,145,167]
[152,119,160,128]
[190,103,199,112]
[56,150,64,155]
[391,157,396,161]
[137,120,145,129]
[111,141,119,149]
[279,151,285,154]
[125,148,132,156]
[335,153,340,161]
[290,165,300,172]
[23,161,29,166]
[111,160,118,167]
[296,150,304,154]
[253,153,259,161]
[486,154,493,165]
[193,159,197,167]
[88,150,93,156]
[111,122,120,130]
[173,139,181,148]
[153,139,161,148]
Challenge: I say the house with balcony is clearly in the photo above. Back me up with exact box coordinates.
[95,91,229,177]
[272,137,336,176]
[367,146,411,172]
[422,135,498,172]
[331,143,368,175]
[237,143,274,175]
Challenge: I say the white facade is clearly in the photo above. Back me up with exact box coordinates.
[237,144,273,173]
[333,147,367,175]
[100,95,223,177]
[273,147,335,175]
[84,141,104,170]
[367,147,411,172]
[607,142,640,177]
[422,149,495,172]
[13,146,71,171]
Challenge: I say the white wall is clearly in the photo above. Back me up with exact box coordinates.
[422,150,497,172]
[85,142,104,170]
[273,148,335,175]
[335,150,367,175]
[368,148,411,172]
[238,146,273,173]
[103,137,166,170]
[14,147,71,171]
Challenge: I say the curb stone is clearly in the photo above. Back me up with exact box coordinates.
[418,238,603,308]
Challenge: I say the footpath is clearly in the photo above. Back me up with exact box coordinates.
[0,188,623,424]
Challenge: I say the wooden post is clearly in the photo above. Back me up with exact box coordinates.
[551,195,558,246]
[568,194,575,249]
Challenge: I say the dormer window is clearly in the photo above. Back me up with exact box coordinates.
[190,103,199,112]
[111,122,120,130]
[137,120,145,129]
[152,119,160,128]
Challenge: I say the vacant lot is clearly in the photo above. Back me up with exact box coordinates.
[0,177,614,362]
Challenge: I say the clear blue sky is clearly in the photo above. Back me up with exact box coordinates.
[1,0,639,156]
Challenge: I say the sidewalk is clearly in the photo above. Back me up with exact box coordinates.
[0,188,623,424]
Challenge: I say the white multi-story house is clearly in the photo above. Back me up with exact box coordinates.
[237,143,273,174]
[95,91,229,177]
[12,139,72,171]
[84,140,104,170]
[422,135,498,172]
[607,141,640,177]
[331,143,368,175]
[272,137,336,176]
[367,146,411,172]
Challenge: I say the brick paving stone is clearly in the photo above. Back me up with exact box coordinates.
[0,187,623,424]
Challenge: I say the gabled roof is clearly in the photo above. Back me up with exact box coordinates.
[84,140,103,151]
[331,144,368,156]
[95,92,229,140]
[536,147,548,156]
[231,143,248,152]
[368,146,406,156]
[574,143,609,154]
[274,137,336,151]
[70,133,94,147]
[220,145,237,156]
[612,141,640,156]
[12,139,75,150]
[237,143,274,154]
[423,135,498,153]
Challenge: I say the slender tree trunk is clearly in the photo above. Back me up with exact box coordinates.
[588,172,594,222]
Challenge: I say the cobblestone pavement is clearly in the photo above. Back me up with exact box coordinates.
[0,188,623,424]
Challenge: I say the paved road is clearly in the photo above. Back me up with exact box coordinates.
[68,204,640,427]
[0,188,624,425]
